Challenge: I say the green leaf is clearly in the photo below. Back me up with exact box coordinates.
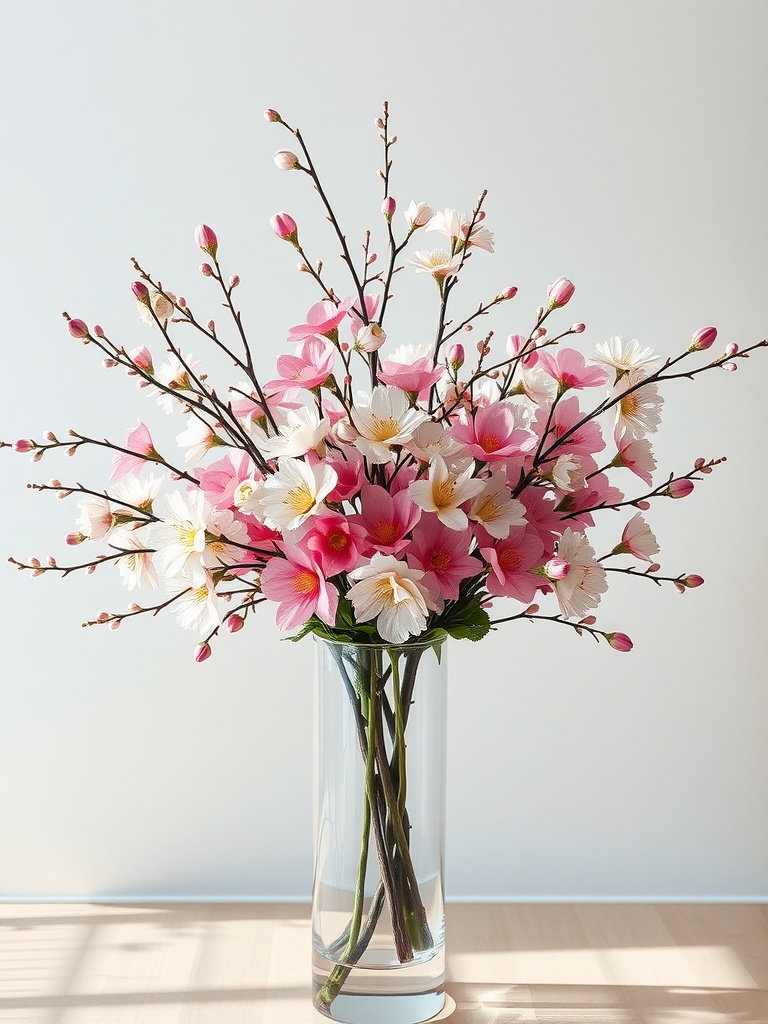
[435,595,491,643]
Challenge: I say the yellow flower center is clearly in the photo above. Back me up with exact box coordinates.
[372,522,399,545]
[499,548,522,571]
[432,478,456,510]
[430,550,450,571]
[295,570,318,595]
[177,523,198,549]
[473,495,500,522]
[328,532,348,551]
[285,484,316,515]
[479,433,500,453]
[369,416,401,443]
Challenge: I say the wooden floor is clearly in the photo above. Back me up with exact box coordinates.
[1,903,767,1023]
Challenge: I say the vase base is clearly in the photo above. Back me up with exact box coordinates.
[314,989,445,1024]
[313,946,445,1024]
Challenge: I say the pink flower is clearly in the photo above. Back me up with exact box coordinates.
[547,276,575,308]
[194,224,218,258]
[110,421,160,482]
[378,347,444,396]
[612,432,656,486]
[264,337,336,396]
[536,395,606,459]
[348,293,382,342]
[517,487,561,559]
[555,472,623,528]
[260,542,338,631]
[303,513,366,576]
[309,446,364,503]
[406,515,481,600]
[538,349,608,392]
[13,439,33,453]
[270,212,298,244]
[288,298,353,342]
[615,512,660,562]
[450,402,537,462]
[130,346,154,373]
[353,484,421,556]
[193,451,258,510]
[477,525,544,603]
[688,326,717,352]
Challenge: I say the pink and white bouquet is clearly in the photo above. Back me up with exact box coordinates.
[4,104,765,658]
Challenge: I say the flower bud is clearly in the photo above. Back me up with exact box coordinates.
[67,318,89,339]
[666,478,694,499]
[44,433,57,443]
[606,632,633,652]
[547,276,575,308]
[688,326,717,352]
[207,319,216,333]
[130,346,153,372]
[93,325,105,338]
[375,117,385,129]
[65,532,86,545]
[194,641,212,663]
[579,615,597,626]
[724,343,738,357]
[722,361,737,372]
[270,211,299,245]
[446,343,465,371]
[110,619,121,630]
[381,196,396,220]
[199,263,214,277]
[131,281,150,303]
[545,557,570,580]
[177,296,187,309]
[13,439,33,453]
[229,274,240,289]
[570,323,586,334]
[102,358,118,369]
[194,224,218,259]
[263,108,282,123]
[682,573,704,588]
[273,149,299,171]
[226,613,245,633]
[354,323,386,352]
[495,285,518,301]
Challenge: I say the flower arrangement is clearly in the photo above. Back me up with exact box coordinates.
[4,105,764,656]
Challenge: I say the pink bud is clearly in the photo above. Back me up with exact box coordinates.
[545,557,571,580]
[264,108,282,123]
[674,581,686,595]
[110,619,121,630]
[682,574,704,588]
[131,281,150,303]
[131,346,153,371]
[375,117,385,129]
[65,532,86,546]
[496,285,518,301]
[579,615,597,626]
[13,439,33,453]
[199,263,214,277]
[229,274,240,288]
[97,611,109,622]
[636,500,651,510]
[666,478,694,499]
[102,358,118,369]
[721,361,738,372]
[688,326,717,352]
[177,296,187,308]
[547,277,575,308]
[207,319,216,333]
[446,343,465,371]
[86,564,96,574]
[607,632,633,652]
[226,613,245,633]
[381,196,396,220]
[724,343,738,357]
[194,224,218,258]
[524,603,540,615]
[67,319,89,339]
[570,323,586,334]
[33,449,45,461]
[647,563,661,574]
[271,211,298,243]
[93,325,105,338]
[366,252,377,265]
[195,642,212,663]
[273,150,299,171]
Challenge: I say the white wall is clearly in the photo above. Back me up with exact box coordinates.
[1,0,766,900]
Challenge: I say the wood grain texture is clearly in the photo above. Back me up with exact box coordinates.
[1,903,767,1023]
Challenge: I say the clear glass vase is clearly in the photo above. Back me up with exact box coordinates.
[312,636,447,1024]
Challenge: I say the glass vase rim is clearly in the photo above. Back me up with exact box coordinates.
[313,633,448,653]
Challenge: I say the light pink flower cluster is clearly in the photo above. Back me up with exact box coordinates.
[7,107,764,656]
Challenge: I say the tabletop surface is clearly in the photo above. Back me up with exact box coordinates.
[1,902,767,1023]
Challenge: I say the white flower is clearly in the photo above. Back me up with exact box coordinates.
[76,496,113,541]
[153,353,202,414]
[175,418,224,465]
[409,249,462,279]
[233,477,266,518]
[468,472,527,539]
[549,454,588,493]
[258,405,330,459]
[204,508,251,570]
[348,554,439,644]
[617,512,660,563]
[409,455,484,531]
[405,421,466,465]
[426,208,464,241]
[352,386,429,464]
[111,527,158,591]
[385,343,430,365]
[259,457,337,532]
[170,569,220,635]
[425,209,494,252]
[404,201,434,230]
[612,369,664,440]
[150,490,210,585]
[112,473,162,512]
[593,336,659,378]
[508,364,557,409]
[552,529,608,619]
[354,323,387,353]
[138,289,176,325]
